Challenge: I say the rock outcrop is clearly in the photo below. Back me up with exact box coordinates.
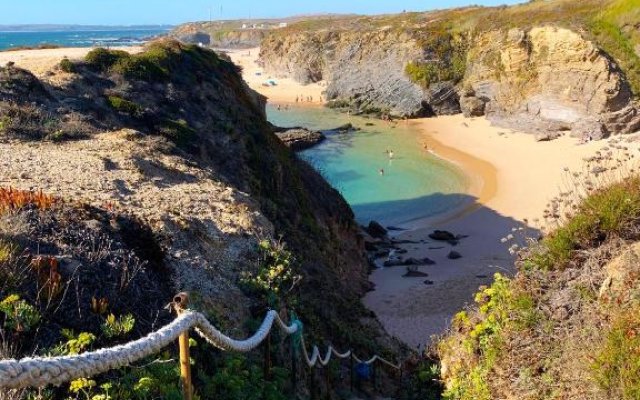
[257,13,639,137]
[461,27,639,138]
[259,29,459,117]
[273,127,325,151]
[172,23,270,49]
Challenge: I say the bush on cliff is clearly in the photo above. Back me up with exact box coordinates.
[438,173,640,399]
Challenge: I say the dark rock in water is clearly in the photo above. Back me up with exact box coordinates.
[327,123,359,133]
[392,239,420,244]
[374,249,390,258]
[476,274,488,279]
[424,279,435,285]
[365,122,375,126]
[403,269,429,278]
[448,251,462,260]
[395,248,408,254]
[366,221,388,239]
[387,226,407,231]
[429,230,457,241]
[275,128,325,151]
[383,258,405,267]
[383,256,435,267]
[407,257,436,266]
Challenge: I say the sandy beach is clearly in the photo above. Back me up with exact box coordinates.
[224,47,325,105]
[225,47,640,349]
[362,117,640,349]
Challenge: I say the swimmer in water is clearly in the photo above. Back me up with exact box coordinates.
[389,150,394,159]
[379,168,385,176]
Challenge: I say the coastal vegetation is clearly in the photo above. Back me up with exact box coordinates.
[438,148,640,399]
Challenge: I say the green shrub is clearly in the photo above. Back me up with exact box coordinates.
[85,48,131,72]
[111,55,168,82]
[407,29,468,88]
[159,118,196,146]
[101,313,135,339]
[241,240,300,309]
[0,294,41,333]
[107,96,143,117]
[59,58,76,73]
[592,308,640,399]
[530,176,640,270]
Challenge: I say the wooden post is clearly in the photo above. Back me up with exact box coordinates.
[173,293,193,400]
[291,340,297,393]
[349,353,354,393]
[263,332,271,400]
[397,363,403,399]
[325,364,330,400]
[372,362,377,391]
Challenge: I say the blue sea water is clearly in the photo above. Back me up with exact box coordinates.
[267,105,470,227]
[0,29,169,51]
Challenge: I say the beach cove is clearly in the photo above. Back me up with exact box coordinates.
[2,45,637,349]
[228,47,640,348]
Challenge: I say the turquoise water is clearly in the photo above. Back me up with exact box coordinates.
[267,105,469,227]
[0,29,169,51]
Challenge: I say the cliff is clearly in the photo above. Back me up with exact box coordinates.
[259,21,461,117]
[0,40,389,398]
[257,0,640,137]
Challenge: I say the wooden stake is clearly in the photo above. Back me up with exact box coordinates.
[179,330,193,400]
[173,293,193,400]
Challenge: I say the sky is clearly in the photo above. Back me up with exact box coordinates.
[0,0,524,26]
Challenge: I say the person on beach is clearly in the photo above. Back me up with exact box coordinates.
[379,168,385,176]
[295,96,299,103]
[389,150,395,159]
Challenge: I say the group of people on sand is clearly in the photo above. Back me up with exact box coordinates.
[276,104,291,111]
[295,95,317,103]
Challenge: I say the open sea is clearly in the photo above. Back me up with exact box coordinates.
[268,105,469,227]
[0,29,169,51]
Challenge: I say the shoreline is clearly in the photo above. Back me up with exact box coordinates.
[227,46,640,348]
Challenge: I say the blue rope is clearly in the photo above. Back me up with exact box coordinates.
[289,311,303,354]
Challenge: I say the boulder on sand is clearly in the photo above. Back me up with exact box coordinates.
[448,251,462,260]
[429,230,456,241]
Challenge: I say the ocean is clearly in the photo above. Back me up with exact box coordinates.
[0,29,170,51]
[267,105,469,227]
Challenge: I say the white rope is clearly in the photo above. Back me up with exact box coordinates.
[0,309,398,390]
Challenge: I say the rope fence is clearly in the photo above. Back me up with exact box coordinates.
[0,292,400,397]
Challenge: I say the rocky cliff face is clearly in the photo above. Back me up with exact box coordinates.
[257,5,640,137]
[461,26,640,138]
[260,29,460,117]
